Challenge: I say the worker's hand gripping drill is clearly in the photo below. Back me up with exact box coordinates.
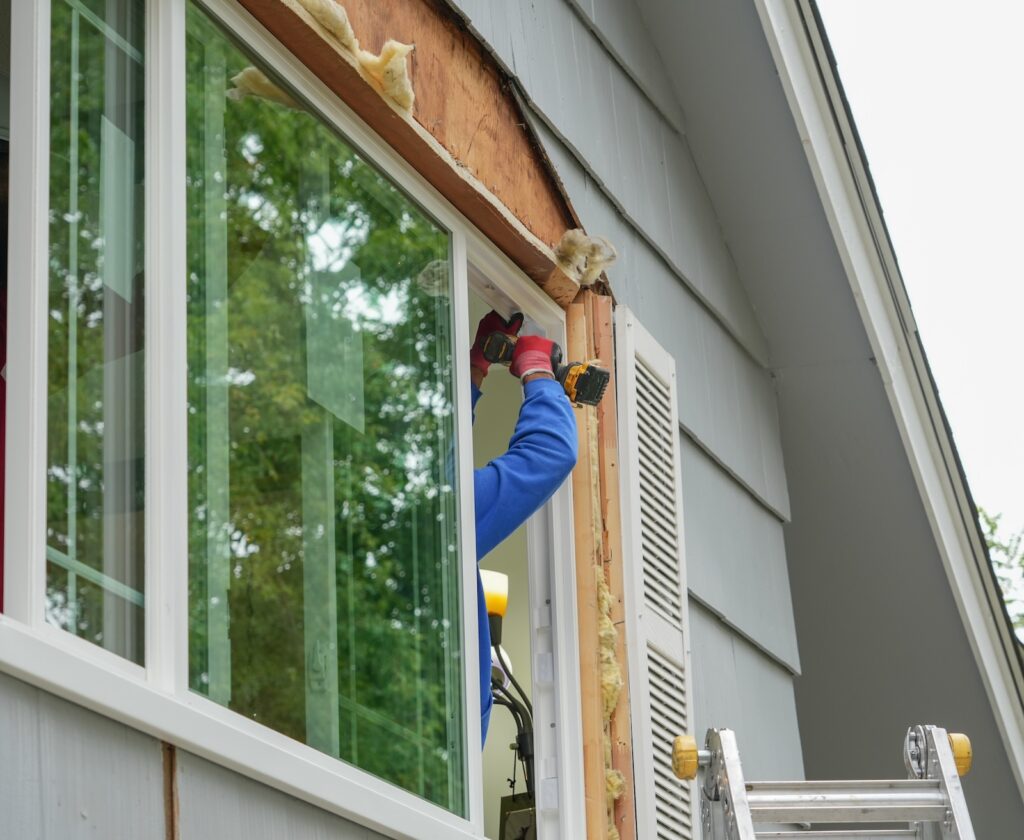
[479,313,611,406]
[470,310,525,384]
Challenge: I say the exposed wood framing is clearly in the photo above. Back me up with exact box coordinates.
[589,292,637,840]
[567,290,635,839]
[567,299,609,839]
[235,0,582,307]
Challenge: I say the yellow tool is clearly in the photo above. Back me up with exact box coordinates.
[481,330,610,407]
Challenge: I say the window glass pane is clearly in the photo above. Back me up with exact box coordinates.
[46,0,146,663]
[185,4,465,813]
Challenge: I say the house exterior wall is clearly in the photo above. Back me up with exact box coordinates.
[0,671,386,840]
[1,0,805,835]
[447,0,804,777]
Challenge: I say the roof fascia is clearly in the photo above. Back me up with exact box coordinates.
[751,0,1024,798]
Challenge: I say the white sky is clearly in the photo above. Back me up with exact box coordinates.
[817,1,1024,538]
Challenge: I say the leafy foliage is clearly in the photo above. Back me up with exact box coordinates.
[979,508,1024,643]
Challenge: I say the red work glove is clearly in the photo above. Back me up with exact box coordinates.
[470,310,524,375]
[510,335,557,380]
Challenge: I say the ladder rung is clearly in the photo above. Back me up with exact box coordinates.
[746,779,946,824]
[757,833,918,839]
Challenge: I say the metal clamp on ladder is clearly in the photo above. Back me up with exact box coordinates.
[671,724,976,839]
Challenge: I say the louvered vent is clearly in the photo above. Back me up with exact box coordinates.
[618,308,694,840]
[649,646,691,840]
[635,358,683,624]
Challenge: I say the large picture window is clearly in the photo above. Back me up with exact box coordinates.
[10,1,577,832]
[185,3,465,813]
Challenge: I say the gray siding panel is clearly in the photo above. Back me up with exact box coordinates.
[454,0,770,366]
[177,751,382,840]
[780,361,1024,835]
[568,0,687,135]
[532,119,791,518]
[0,673,384,840]
[681,436,800,671]
[689,602,804,781]
[0,672,165,840]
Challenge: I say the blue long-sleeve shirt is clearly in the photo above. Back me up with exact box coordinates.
[472,377,578,743]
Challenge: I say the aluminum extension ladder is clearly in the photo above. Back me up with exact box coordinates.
[671,724,976,840]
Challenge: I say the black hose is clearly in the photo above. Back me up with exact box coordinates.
[494,643,533,719]
[492,680,534,797]
[492,687,526,733]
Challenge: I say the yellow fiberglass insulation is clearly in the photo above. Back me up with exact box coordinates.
[295,0,416,111]
[358,41,416,112]
[227,67,301,110]
[555,229,618,286]
[596,567,626,838]
[606,766,626,800]
[297,0,359,52]
[597,568,623,719]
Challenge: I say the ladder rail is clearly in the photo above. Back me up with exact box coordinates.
[757,832,918,839]
[746,779,947,823]
[687,725,977,840]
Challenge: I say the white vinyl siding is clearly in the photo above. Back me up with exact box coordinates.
[616,306,695,840]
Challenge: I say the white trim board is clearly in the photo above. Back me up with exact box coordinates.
[752,0,1024,800]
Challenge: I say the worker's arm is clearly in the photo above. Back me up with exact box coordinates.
[473,347,578,560]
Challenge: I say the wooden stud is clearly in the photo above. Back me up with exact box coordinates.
[590,292,637,840]
[567,301,609,840]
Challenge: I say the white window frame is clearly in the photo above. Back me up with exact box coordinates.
[0,1,583,838]
[467,253,587,840]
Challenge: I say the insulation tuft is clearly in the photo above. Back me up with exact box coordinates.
[555,229,617,286]
[227,67,301,110]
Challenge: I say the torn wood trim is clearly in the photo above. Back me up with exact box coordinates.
[590,292,637,840]
[235,0,580,308]
[162,742,179,840]
[567,301,610,839]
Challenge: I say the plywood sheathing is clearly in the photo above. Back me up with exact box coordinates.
[342,0,572,241]
[237,0,581,306]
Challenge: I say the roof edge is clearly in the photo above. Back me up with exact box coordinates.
[751,0,1024,799]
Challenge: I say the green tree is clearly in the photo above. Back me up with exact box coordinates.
[979,508,1024,642]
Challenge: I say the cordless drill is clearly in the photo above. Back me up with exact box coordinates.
[481,332,610,407]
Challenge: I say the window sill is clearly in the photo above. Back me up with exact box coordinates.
[0,616,483,840]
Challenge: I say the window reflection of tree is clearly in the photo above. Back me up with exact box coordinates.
[185,5,464,813]
[45,0,146,664]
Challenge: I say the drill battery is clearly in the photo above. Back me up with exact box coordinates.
[481,332,610,407]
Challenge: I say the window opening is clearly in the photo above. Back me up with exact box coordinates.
[469,287,539,839]
[184,1,465,814]
[45,0,146,662]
